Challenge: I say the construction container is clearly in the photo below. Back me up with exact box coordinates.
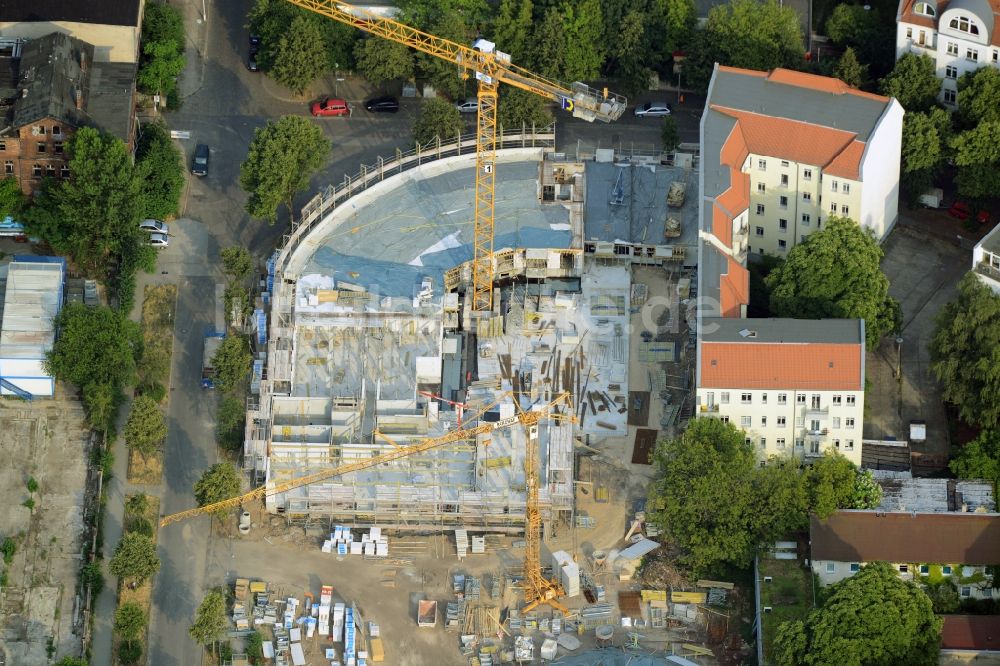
[540,638,558,660]
[417,599,437,627]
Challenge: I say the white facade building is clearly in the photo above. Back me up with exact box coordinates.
[972,221,1000,294]
[896,0,1000,106]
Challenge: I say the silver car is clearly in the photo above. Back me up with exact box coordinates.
[455,98,479,113]
[634,102,672,117]
[139,218,168,234]
[148,233,170,248]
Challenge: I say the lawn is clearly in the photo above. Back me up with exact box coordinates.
[760,557,813,663]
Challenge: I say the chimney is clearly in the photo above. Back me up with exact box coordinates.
[74,88,82,110]
[79,51,86,73]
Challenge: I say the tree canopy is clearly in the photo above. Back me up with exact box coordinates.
[957,66,1000,128]
[766,217,900,349]
[879,54,940,113]
[240,116,330,224]
[137,2,185,100]
[248,0,356,72]
[0,177,25,220]
[772,561,942,666]
[491,0,534,62]
[221,247,254,282]
[108,533,160,584]
[211,335,252,394]
[412,97,464,145]
[271,15,328,95]
[194,462,242,512]
[950,430,1000,494]
[951,121,1000,199]
[190,589,228,654]
[901,108,951,195]
[930,273,1000,429]
[123,395,167,457]
[824,3,893,78]
[353,38,414,88]
[834,47,867,89]
[497,89,553,130]
[136,120,185,220]
[114,602,147,642]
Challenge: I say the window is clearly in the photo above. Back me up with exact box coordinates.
[780,160,789,167]
[810,419,821,431]
[796,394,806,405]
[52,125,61,136]
[811,395,820,408]
[850,563,860,572]
[758,159,766,170]
[761,417,767,427]
[830,202,838,213]
[801,235,808,243]
[943,566,953,575]
[779,195,788,208]
[32,125,44,135]
[60,166,69,179]
[994,50,999,63]
[832,417,841,429]
[803,169,812,180]
[802,192,812,202]
[920,565,929,575]
[0,140,5,150]
[846,395,856,406]
[720,416,730,423]
[37,142,46,153]
[756,226,764,236]
[756,204,765,215]
[45,165,55,177]
[741,416,751,427]
[745,437,752,446]
[54,142,63,154]
[778,239,787,249]
[834,439,840,449]
[846,418,855,429]
[985,588,993,598]
[776,438,786,449]
[777,416,786,427]
[946,65,958,79]
[831,180,838,193]
[845,440,854,451]
[760,437,766,448]
[757,182,766,193]
[3,161,11,174]
[721,392,730,404]
[741,392,752,404]
[947,41,959,56]
[967,48,978,62]
[842,183,850,195]
[780,174,789,187]
[826,562,836,573]
[795,417,804,428]
[914,2,935,15]
[833,395,842,405]
[795,439,804,449]
[961,586,971,597]
[899,564,908,573]
[906,26,913,39]
[802,213,810,225]
[778,393,787,405]
[810,441,820,454]
[950,16,980,35]
[944,88,957,104]
[841,205,849,216]
[31,164,41,177]
[779,219,788,231]
[761,393,767,404]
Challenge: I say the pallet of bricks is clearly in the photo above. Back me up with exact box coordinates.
[324,525,389,558]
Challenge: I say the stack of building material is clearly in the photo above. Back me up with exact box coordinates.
[551,551,580,597]
[489,572,502,599]
[344,606,356,665]
[471,535,486,554]
[446,600,465,629]
[234,578,249,602]
[540,638,559,660]
[453,574,466,596]
[319,585,333,637]
[332,602,345,642]
[514,636,534,661]
[455,529,469,558]
[579,603,616,629]
[464,576,481,600]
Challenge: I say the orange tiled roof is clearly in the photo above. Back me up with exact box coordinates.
[825,141,867,179]
[719,258,749,318]
[764,68,890,102]
[712,106,866,179]
[700,341,862,389]
[712,204,732,247]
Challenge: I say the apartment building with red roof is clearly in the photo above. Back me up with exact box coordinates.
[896,0,1000,106]
[695,65,902,464]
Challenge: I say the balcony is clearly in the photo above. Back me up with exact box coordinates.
[805,405,829,418]
[905,38,935,54]
[806,428,829,437]
[700,404,720,413]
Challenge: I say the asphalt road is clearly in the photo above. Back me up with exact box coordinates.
[127,0,705,662]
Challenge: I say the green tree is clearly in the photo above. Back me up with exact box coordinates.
[137,2,185,98]
[951,121,1000,198]
[0,177,25,220]
[925,580,961,613]
[834,47,867,88]
[607,10,651,98]
[805,452,858,518]
[850,468,883,509]
[412,97,464,145]
[114,602,146,642]
[136,121,184,220]
[271,15,328,95]
[685,0,804,90]
[950,430,1000,494]
[497,88,553,130]
[661,116,680,152]
[108,533,160,584]
[931,274,1000,429]
[211,335,252,393]
[773,562,942,666]
[217,395,246,451]
[194,462,242,512]
[529,6,568,80]
[248,0,357,72]
[45,304,142,390]
[752,458,810,542]
[125,492,150,517]
[221,247,254,282]
[824,3,893,77]
[652,0,697,62]
[648,418,760,574]
[353,38,414,88]
[561,0,606,82]
[123,395,167,457]
[901,108,951,195]
[118,642,142,666]
[957,66,1000,128]
[418,12,474,100]
[766,218,899,349]
[880,54,940,113]
[190,589,227,657]
[240,116,331,224]
[492,0,534,62]
[246,631,264,660]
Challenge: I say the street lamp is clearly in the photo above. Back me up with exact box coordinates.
[895,336,904,380]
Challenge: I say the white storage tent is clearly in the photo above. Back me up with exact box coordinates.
[0,257,65,398]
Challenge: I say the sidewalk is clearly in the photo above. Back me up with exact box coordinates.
[172,0,210,100]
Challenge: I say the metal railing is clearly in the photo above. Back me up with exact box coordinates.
[274,124,556,277]
[975,260,1000,283]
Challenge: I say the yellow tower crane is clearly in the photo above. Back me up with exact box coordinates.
[286,0,627,311]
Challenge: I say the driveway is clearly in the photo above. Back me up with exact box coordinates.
[864,214,971,471]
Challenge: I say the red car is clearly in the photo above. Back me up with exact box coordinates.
[949,201,990,224]
[311,97,350,117]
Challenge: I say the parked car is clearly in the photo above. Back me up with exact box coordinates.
[249,34,261,53]
[191,143,209,176]
[139,218,168,234]
[918,187,944,208]
[634,102,672,117]
[949,201,989,224]
[247,53,259,72]
[455,98,479,113]
[311,97,351,117]
[148,233,170,248]
[364,95,399,113]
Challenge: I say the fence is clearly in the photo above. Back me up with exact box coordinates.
[274,124,557,278]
